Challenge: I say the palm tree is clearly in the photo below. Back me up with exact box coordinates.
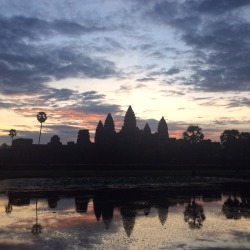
[31,198,42,235]
[37,112,47,144]
[184,198,206,229]
[5,202,12,214]
[9,129,17,145]
[222,196,241,220]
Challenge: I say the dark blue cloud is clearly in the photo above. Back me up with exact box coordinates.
[72,103,120,115]
[194,0,250,14]
[0,15,120,96]
[82,91,105,101]
[0,16,109,40]
[144,0,250,92]
[149,67,181,77]
[227,97,250,108]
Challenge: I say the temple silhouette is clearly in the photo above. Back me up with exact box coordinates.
[94,105,173,148]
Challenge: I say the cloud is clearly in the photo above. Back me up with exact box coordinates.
[214,119,243,126]
[144,0,250,92]
[0,98,20,109]
[42,88,77,102]
[0,104,120,144]
[118,84,134,93]
[227,97,250,108]
[72,103,121,116]
[166,67,181,75]
[0,15,120,96]
[149,67,181,77]
[45,124,83,143]
[182,20,250,91]
[0,83,122,143]
[191,96,217,106]
[82,91,105,101]
[192,97,212,101]
[0,47,118,96]
[0,16,109,41]
[161,90,185,96]
[1,84,120,111]
[102,37,125,51]
[135,84,147,89]
[136,77,156,82]
[194,0,250,14]
[1,1,250,94]
[213,117,250,126]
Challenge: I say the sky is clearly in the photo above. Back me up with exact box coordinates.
[0,0,250,144]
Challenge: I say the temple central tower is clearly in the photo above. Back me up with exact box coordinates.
[121,106,137,135]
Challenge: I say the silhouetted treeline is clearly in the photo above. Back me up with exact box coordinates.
[0,137,222,165]
[0,106,249,166]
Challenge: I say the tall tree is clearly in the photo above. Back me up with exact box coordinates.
[239,132,250,141]
[9,129,17,145]
[0,143,10,150]
[48,135,62,146]
[220,129,240,145]
[37,112,47,144]
[183,125,204,144]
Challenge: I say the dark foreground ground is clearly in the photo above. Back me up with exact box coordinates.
[0,163,249,179]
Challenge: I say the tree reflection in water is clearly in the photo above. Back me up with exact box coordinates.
[31,198,42,235]
[222,196,241,220]
[222,195,250,220]
[143,203,151,216]
[5,202,12,214]
[184,199,206,229]
[241,198,250,219]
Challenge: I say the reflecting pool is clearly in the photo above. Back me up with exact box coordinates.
[0,177,249,249]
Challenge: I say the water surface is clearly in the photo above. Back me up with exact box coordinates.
[0,177,249,249]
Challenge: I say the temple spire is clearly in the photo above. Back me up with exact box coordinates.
[157,117,169,138]
[143,123,151,135]
[104,113,115,134]
[121,106,137,134]
[103,113,116,145]
[95,120,104,144]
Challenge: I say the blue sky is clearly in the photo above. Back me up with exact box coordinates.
[0,0,250,144]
